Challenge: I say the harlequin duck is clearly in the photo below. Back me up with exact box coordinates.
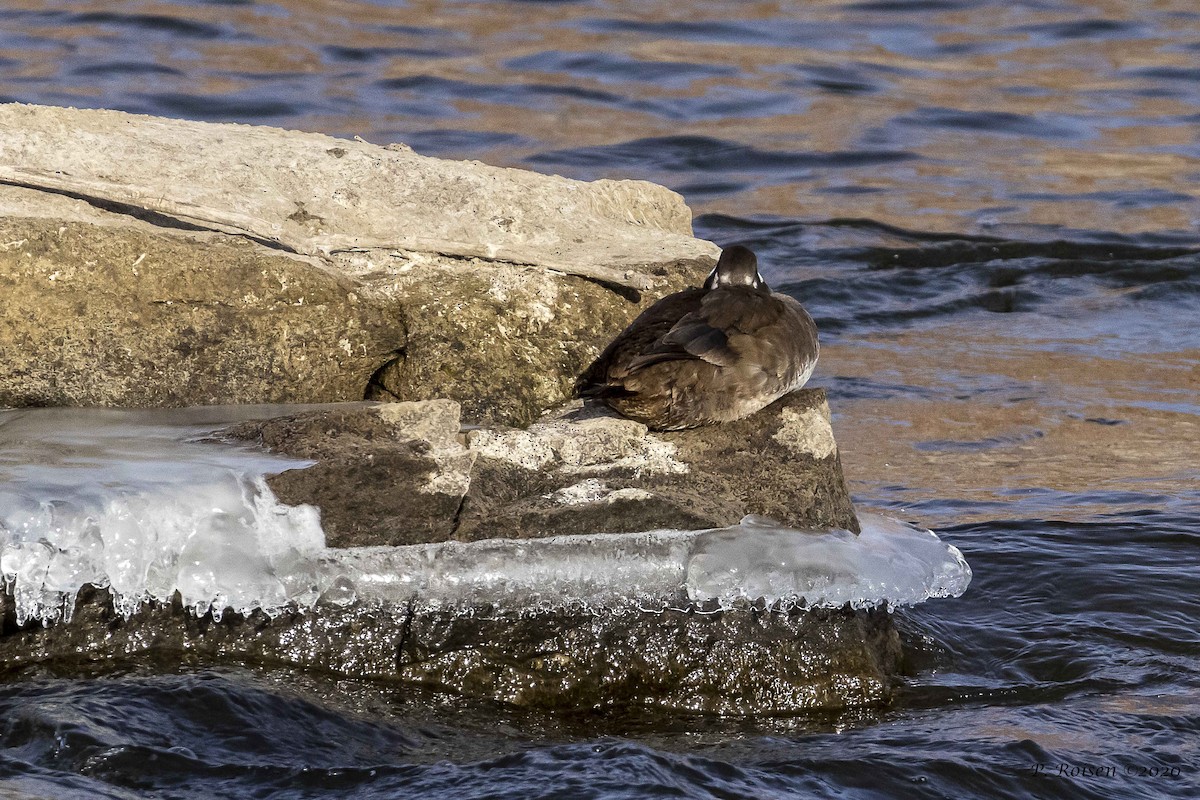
[575,245,819,430]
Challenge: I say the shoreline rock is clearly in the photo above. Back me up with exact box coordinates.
[0,586,902,715]
[0,103,717,425]
[0,104,924,717]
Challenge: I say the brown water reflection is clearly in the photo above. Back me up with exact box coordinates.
[5,5,1200,795]
[3,0,1198,238]
[826,331,1200,526]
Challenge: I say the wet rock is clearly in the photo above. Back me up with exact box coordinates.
[0,587,902,714]
[226,388,859,546]
[224,400,476,548]
[399,603,901,713]
[0,103,717,424]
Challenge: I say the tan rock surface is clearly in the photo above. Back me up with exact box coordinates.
[0,103,719,422]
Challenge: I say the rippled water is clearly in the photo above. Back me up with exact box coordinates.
[2,1,1199,798]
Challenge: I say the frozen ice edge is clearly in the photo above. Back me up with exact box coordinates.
[0,405,972,625]
[325,512,973,614]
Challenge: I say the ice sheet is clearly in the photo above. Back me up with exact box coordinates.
[686,513,972,611]
[322,513,971,612]
[1,407,971,624]
[0,406,328,624]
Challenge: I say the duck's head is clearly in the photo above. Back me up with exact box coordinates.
[703,244,769,291]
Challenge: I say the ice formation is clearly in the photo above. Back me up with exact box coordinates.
[322,530,699,611]
[324,514,970,612]
[1,406,972,625]
[686,514,972,611]
[0,406,329,625]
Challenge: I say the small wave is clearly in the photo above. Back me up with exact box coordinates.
[528,136,915,173]
[505,50,737,88]
[694,216,1200,339]
[67,12,231,40]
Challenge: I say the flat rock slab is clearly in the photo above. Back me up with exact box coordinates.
[0,104,712,285]
[224,388,859,548]
[0,104,718,423]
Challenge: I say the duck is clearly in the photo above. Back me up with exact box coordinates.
[575,244,819,430]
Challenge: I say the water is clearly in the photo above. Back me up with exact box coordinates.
[2,0,1199,797]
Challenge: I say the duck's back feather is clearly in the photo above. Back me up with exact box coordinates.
[575,265,818,430]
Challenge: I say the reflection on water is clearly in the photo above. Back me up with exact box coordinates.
[696,213,1200,529]
[2,1,1200,799]
[2,0,1199,237]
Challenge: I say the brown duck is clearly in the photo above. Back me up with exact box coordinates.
[575,244,819,430]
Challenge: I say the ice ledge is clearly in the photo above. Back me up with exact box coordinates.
[321,512,971,613]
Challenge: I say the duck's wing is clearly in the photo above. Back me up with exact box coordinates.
[574,288,707,395]
[626,286,787,371]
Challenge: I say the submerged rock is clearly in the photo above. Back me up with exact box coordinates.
[224,388,858,548]
[0,587,901,715]
[0,103,716,424]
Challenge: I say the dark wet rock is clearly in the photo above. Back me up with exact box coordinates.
[399,603,901,713]
[0,590,12,636]
[223,399,475,547]
[225,388,858,547]
[0,586,902,714]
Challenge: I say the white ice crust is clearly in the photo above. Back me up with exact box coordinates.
[0,407,971,625]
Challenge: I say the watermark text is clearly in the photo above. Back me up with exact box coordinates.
[1031,761,1184,780]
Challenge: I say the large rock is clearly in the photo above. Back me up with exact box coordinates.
[0,103,901,718]
[0,103,718,424]
[224,388,859,548]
